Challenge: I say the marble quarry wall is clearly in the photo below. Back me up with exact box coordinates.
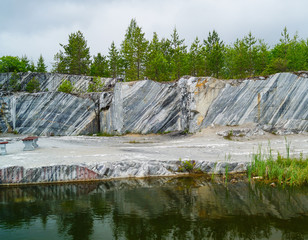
[0,72,307,135]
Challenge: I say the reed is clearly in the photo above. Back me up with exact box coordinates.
[249,140,308,186]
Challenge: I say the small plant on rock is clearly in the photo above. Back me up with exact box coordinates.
[178,159,202,173]
[224,130,233,140]
[25,77,40,93]
[58,79,74,93]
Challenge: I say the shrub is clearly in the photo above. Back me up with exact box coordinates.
[178,159,202,173]
[87,77,104,92]
[58,79,73,93]
[8,71,21,91]
[25,77,40,93]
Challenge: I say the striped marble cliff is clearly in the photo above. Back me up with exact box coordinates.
[0,72,307,135]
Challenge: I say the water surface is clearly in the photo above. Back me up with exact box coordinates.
[0,177,307,240]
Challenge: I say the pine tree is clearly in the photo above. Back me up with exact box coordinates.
[90,53,110,77]
[53,52,68,73]
[188,37,205,76]
[36,54,47,72]
[170,28,187,79]
[204,30,225,78]
[108,41,122,79]
[244,32,258,76]
[121,19,148,81]
[255,40,270,75]
[53,30,91,75]
[145,32,169,81]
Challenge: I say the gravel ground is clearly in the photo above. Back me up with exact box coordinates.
[0,125,307,168]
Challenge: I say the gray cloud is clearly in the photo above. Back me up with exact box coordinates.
[1,0,308,70]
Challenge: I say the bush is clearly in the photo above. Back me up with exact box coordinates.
[178,159,202,173]
[87,77,104,92]
[8,71,21,91]
[58,79,73,93]
[25,77,40,93]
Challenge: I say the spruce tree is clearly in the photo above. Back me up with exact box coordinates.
[90,53,110,77]
[108,41,122,79]
[145,32,169,81]
[204,30,225,78]
[170,28,187,79]
[244,32,258,76]
[121,19,148,81]
[53,30,91,75]
[189,37,205,76]
[36,54,47,72]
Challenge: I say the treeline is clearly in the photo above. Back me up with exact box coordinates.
[0,55,47,73]
[1,19,308,81]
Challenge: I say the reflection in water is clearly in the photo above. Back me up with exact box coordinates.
[0,177,307,240]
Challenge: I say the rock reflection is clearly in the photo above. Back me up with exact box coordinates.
[0,177,307,240]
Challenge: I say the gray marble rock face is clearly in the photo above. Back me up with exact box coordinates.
[0,92,98,135]
[0,72,307,135]
[0,160,248,184]
[0,72,116,92]
[201,73,308,132]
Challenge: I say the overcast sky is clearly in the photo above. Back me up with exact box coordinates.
[1,0,308,70]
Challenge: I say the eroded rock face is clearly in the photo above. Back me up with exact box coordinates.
[0,72,307,135]
[0,92,98,135]
[201,73,308,132]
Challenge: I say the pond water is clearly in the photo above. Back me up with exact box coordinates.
[0,176,307,240]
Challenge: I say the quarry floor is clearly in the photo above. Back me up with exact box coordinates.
[1,125,308,168]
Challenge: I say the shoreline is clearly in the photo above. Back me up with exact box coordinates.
[0,125,307,186]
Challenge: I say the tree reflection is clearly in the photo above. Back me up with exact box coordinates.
[0,178,307,240]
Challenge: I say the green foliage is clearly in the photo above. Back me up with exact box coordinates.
[108,41,122,79]
[225,164,229,184]
[145,32,169,81]
[8,71,21,91]
[249,141,308,186]
[96,132,115,137]
[58,79,74,93]
[4,22,308,82]
[178,159,202,173]
[0,55,34,73]
[87,77,104,92]
[188,37,205,76]
[90,53,110,77]
[223,130,233,140]
[121,19,148,81]
[204,30,225,78]
[169,28,188,79]
[25,77,40,93]
[36,54,47,72]
[53,30,91,75]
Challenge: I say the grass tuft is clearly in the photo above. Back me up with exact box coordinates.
[249,140,308,186]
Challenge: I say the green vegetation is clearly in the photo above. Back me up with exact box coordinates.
[58,79,74,93]
[53,30,91,75]
[36,54,47,73]
[87,77,104,92]
[25,77,40,93]
[223,130,233,140]
[0,55,46,73]
[49,21,308,81]
[8,71,21,91]
[225,163,229,185]
[90,53,109,77]
[249,140,308,186]
[96,132,115,137]
[2,21,308,83]
[178,159,202,174]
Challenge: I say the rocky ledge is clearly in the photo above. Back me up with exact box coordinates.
[0,72,307,135]
[0,160,247,184]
